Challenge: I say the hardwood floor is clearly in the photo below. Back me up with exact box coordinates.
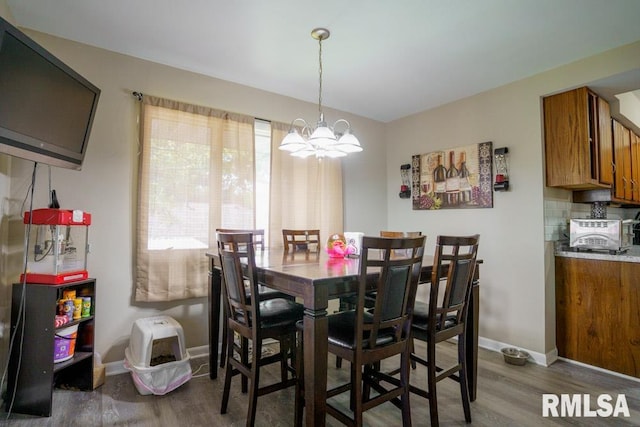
[2,341,639,426]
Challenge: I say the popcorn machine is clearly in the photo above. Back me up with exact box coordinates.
[21,208,91,284]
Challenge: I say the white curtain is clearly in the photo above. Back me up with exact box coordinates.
[269,121,344,248]
[135,98,344,302]
[136,96,254,301]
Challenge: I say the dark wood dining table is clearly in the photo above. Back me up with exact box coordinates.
[206,249,481,427]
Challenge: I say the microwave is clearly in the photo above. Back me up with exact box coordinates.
[569,219,636,252]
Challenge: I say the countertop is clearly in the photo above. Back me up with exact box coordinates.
[555,243,640,263]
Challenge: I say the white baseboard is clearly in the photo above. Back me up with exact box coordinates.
[105,359,127,376]
[106,339,545,377]
[107,339,637,384]
[477,336,557,366]
[477,338,640,381]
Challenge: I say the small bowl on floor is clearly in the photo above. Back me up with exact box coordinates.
[501,347,529,366]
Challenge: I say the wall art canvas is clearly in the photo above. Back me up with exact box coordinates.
[412,141,493,210]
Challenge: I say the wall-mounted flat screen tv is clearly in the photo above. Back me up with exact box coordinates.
[0,16,100,170]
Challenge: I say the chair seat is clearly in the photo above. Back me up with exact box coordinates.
[234,298,303,329]
[259,298,304,328]
[412,300,459,331]
[327,311,394,349]
[220,283,291,370]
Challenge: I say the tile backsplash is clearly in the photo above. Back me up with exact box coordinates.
[544,200,639,242]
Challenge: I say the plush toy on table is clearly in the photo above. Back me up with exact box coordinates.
[326,233,355,258]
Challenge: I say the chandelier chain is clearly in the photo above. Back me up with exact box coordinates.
[318,36,323,118]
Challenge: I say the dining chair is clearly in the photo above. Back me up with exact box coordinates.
[408,234,480,427]
[295,235,426,426]
[336,231,424,369]
[216,228,289,368]
[216,228,265,250]
[282,229,320,252]
[217,232,304,427]
[340,231,422,308]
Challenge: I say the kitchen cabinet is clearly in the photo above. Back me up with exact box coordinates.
[6,279,96,417]
[632,131,640,201]
[598,96,614,185]
[544,87,612,189]
[612,119,633,201]
[555,257,640,378]
[612,119,640,203]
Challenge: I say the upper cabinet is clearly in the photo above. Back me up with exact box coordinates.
[612,119,640,203]
[633,132,640,202]
[613,119,632,200]
[598,96,614,185]
[544,87,612,189]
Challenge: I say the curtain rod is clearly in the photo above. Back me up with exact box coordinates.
[130,91,273,124]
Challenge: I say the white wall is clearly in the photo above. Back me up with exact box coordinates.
[0,26,387,363]
[386,41,640,359]
[0,0,10,21]
[616,90,640,131]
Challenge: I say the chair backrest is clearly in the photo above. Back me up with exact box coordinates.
[379,231,422,238]
[216,228,265,250]
[217,232,260,331]
[282,229,320,252]
[380,231,422,258]
[357,235,426,351]
[429,234,480,333]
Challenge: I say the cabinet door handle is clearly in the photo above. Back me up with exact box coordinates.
[611,161,616,174]
[622,177,627,190]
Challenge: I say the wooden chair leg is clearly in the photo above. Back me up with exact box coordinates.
[353,362,364,427]
[241,336,249,393]
[220,314,228,368]
[246,339,262,427]
[279,336,290,383]
[350,362,357,411]
[427,341,439,427]
[294,331,304,427]
[400,350,412,427]
[220,330,235,414]
[362,364,372,402]
[409,337,416,369]
[458,335,472,423]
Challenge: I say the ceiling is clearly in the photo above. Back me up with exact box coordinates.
[7,0,640,123]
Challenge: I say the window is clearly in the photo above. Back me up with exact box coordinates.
[145,115,212,251]
[135,96,343,302]
[254,119,271,243]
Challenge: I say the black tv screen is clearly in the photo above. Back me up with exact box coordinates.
[0,16,100,170]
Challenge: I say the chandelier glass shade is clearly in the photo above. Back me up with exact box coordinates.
[279,28,363,159]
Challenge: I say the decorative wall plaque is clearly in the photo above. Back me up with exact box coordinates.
[412,141,493,210]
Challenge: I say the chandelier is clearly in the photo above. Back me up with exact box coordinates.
[279,28,363,158]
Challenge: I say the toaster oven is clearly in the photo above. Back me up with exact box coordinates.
[569,219,636,253]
